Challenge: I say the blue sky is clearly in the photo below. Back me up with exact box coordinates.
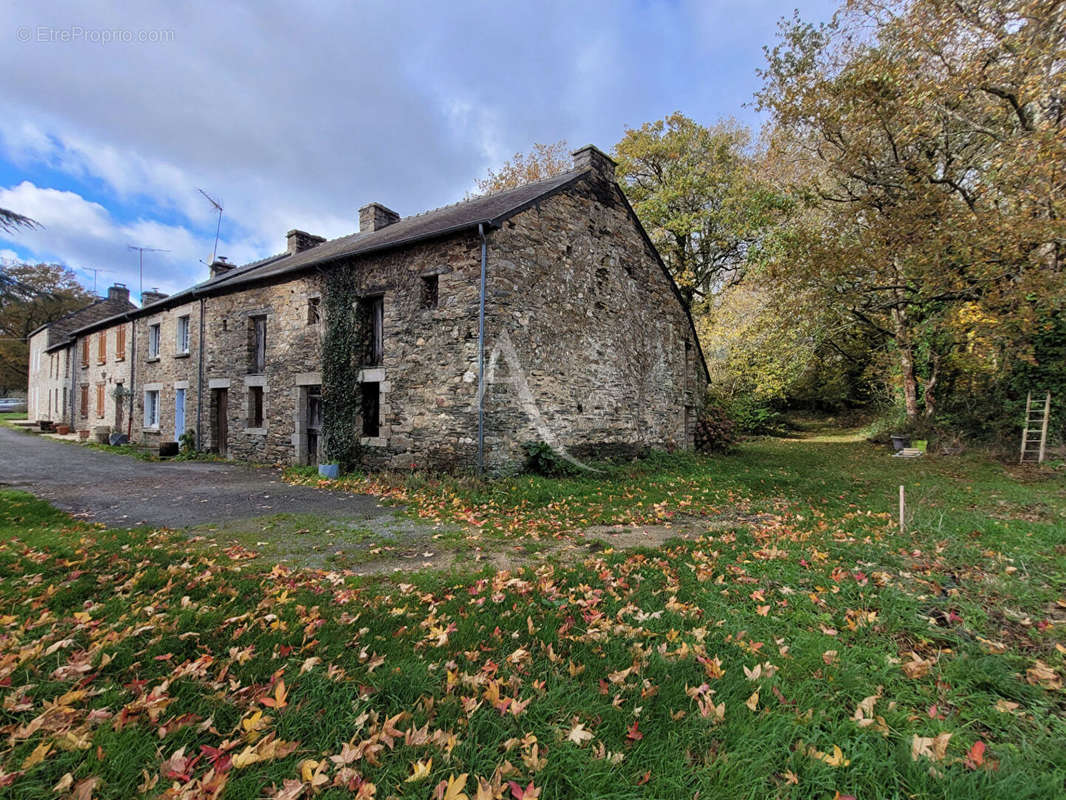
[0,0,838,301]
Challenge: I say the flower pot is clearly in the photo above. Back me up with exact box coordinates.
[890,434,909,451]
[56,425,70,435]
[318,463,340,479]
[159,441,180,457]
[78,430,90,441]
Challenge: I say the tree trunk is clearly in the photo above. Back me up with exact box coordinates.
[892,307,919,423]
[923,349,940,420]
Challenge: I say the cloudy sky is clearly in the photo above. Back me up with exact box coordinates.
[1,0,837,301]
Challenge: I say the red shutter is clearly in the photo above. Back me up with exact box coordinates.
[79,385,88,418]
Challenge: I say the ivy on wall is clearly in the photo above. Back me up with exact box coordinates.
[321,268,362,470]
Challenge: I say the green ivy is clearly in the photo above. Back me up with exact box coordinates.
[321,268,363,471]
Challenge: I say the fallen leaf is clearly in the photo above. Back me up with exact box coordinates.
[566,723,594,746]
[911,732,952,762]
[406,758,433,782]
[21,740,52,770]
[745,691,760,712]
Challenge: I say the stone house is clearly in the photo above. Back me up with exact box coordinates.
[26,284,136,426]
[30,145,708,471]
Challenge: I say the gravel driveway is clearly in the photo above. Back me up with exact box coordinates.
[0,426,390,528]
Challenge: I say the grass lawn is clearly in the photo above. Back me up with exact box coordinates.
[1,430,1064,799]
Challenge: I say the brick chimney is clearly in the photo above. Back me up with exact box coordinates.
[286,229,326,255]
[359,203,400,233]
[141,288,168,306]
[209,256,234,278]
[107,283,130,304]
[572,144,616,182]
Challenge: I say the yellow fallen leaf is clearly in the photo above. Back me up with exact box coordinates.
[405,758,433,782]
[22,740,52,769]
[300,759,319,783]
[745,691,759,711]
[994,699,1019,714]
[822,650,838,665]
[443,772,469,800]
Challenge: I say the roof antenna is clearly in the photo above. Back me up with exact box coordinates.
[127,245,170,304]
[197,188,224,264]
[80,265,114,295]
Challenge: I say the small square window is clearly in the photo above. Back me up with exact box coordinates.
[307,297,321,325]
[420,275,439,309]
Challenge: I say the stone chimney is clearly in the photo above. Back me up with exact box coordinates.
[141,288,168,306]
[286,229,326,255]
[359,202,400,233]
[572,144,616,182]
[209,256,234,279]
[107,283,130,304]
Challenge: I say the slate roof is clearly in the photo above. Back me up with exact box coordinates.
[66,167,591,335]
[40,295,138,352]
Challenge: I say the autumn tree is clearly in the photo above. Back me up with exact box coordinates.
[474,141,571,195]
[755,0,1066,425]
[0,263,94,393]
[613,113,784,308]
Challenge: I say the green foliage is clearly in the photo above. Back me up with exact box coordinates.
[614,113,786,307]
[521,440,578,477]
[178,429,196,454]
[0,262,95,392]
[321,269,362,472]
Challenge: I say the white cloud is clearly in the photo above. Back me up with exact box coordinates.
[0,181,215,298]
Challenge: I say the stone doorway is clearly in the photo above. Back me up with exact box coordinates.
[305,385,322,466]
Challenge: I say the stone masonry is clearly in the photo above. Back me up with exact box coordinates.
[36,145,708,472]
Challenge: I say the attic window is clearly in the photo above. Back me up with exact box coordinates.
[307,297,321,325]
[420,275,438,309]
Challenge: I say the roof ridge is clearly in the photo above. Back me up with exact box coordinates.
[403,167,585,223]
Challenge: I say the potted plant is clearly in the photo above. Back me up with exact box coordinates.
[56,424,70,435]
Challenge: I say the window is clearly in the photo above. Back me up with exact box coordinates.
[144,389,160,429]
[420,275,439,309]
[148,323,161,359]
[81,338,89,368]
[96,383,105,418]
[116,326,126,361]
[176,315,190,354]
[249,315,266,373]
[360,381,380,437]
[307,297,321,325]
[97,331,107,364]
[248,386,264,428]
[359,296,384,366]
[79,384,88,418]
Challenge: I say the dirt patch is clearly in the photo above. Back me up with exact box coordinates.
[581,510,775,549]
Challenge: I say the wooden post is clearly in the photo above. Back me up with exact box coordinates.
[1020,392,1032,463]
[899,485,905,535]
[1039,392,1051,464]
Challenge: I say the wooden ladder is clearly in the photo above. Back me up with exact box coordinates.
[1020,391,1051,464]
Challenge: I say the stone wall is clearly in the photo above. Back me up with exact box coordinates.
[131,302,201,445]
[323,235,484,470]
[73,322,133,435]
[26,331,70,423]
[481,173,707,470]
[200,275,324,464]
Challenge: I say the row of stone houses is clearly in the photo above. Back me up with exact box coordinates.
[27,146,709,472]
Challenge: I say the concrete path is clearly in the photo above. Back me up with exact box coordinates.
[0,426,389,528]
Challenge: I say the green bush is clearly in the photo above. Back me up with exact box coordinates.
[521,441,578,477]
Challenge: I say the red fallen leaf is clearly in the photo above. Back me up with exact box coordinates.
[508,780,540,799]
[626,720,643,741]
[636,771,651,785]
[201,745,233,774]
[964,740,986,769]
[599,679,610,695]
[279,645,294,657]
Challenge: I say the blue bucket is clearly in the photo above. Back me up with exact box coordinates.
[318,463,340,479]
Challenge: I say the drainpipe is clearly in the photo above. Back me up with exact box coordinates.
[476,223,487,474]
[196,297,206,451]
[67,345,76,426]
[126,318,136,438]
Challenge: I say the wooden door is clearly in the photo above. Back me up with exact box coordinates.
[213,388,228,455]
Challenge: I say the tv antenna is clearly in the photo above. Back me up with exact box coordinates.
[197,188,224,264]
[80,265,114,295]
[127,244,170,303]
